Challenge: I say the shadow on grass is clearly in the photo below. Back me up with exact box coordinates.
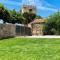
[0,36,15,40]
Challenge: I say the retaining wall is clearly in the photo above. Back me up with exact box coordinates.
[0,24,32,39]
[0,24,16,38]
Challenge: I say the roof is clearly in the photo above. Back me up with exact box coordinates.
[29,19,45,24]
[23,5,36,9]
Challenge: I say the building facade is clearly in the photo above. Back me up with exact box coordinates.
[28,19,45,35]
[21,4,45,36]
[21,5,36,14]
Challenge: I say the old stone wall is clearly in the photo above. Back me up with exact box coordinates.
[0,24,32,39]
[0,24,16,38]
[32,23,44,35]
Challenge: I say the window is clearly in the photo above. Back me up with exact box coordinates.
[29,9,32,12]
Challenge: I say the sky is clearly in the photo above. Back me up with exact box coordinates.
[0,0,60,18]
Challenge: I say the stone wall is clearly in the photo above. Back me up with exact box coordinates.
[16,25,32,36]
[0,24,32,39]
[0,24,16,38]
[32,23,44,35]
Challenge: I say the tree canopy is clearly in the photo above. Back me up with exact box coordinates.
[23,12,36,24]
[44,11,60,35]
[0,3,40,24]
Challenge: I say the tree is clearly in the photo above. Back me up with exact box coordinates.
[0,3,41,24]
[35,15,42,19]
[8,9,23,24]
[0,3,10,23]
[44,11,60,35]
[23,12,36,24]
[0,3,4,19]
[3,9,10,23]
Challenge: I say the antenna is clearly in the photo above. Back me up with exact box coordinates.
[22,0,36,6]
[21,0,36,14]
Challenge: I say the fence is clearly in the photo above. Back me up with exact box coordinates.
[16,24,32,36]
[0,24,32,39]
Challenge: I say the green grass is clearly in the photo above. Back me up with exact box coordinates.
[0,38,60,60]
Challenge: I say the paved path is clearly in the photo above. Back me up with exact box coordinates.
[16,35,60,38]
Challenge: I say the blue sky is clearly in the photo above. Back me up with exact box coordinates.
[0,0,60,17]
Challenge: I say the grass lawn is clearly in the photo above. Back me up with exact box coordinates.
[0,38,60,60]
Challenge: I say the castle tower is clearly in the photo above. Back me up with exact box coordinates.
[21,0,36,14]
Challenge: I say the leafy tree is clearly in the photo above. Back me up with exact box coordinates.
[35,15,42,19]
[3,9,10,23]
[44,11,60,35]
[0,3,41,24]
[8,9,23,24]
[0,3,4,19]
[23,12,36,24]
[0,3,10,23]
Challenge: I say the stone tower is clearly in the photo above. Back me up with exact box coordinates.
[21,0,36,14]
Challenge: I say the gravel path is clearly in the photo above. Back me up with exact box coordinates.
[16,35,60,38]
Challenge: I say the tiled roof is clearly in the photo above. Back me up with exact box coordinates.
[30,19,45,24]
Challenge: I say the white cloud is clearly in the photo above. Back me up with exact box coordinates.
[35,0,57,11]
[22,0,36,5]
[37,6,57,11]
[0,0,58,11]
